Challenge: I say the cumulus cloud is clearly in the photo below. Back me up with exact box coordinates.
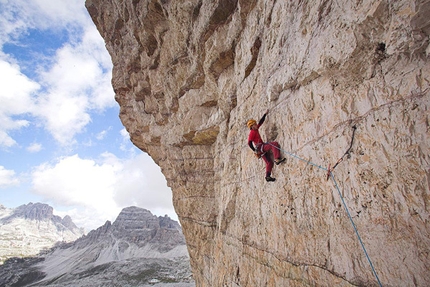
[112,153,173,211]
[0,166,19,188]
[31,153,175,231]
[0,0,114,147]
[32,154,118,206]
[29,24,114,145]
[0,59,39,147]
[0,0,89,45]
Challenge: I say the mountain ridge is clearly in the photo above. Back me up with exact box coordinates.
[0,204,194,287]
[0,202,84,264]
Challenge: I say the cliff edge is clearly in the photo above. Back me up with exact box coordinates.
[85,0,430,286]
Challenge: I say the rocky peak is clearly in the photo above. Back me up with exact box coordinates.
[2,202,54,222]
[0,202,84,264]
[61,215,78,230]
[86,0,430,286]
[1,202,82,233]
[159,214,182,230]
[112,206,159,229]
[75,220,112,247]
[76,207,185,250]
[113,206,181,230]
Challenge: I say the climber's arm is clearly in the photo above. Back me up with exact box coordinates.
[248,140,255,152]
[258,109,269,126]
[258,113,266,126]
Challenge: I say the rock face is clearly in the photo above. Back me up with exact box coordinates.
[85,0,430,286]
[0,207,193,286]
[0,203,84,264]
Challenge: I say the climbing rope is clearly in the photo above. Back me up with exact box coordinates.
[330,173,383,287]
[267,127,383,287]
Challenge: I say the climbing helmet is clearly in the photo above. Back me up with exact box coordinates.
[247,119,257,129]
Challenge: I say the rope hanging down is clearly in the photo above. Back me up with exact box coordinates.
[267,126,383,287]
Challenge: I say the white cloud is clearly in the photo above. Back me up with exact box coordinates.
[38,30,113,107]
[36,92,91,145]
[0,166,19,188]
[32,154,118,206]
[28,0,89,28]
[112,153,174,210]
[96,130,107,140]
[0,60,38,113]
[0,0,89,45]
[119,128,135,152]
[31,153,176,231]
[27,142,42,153]
[95,126,112,141]
[0,59,39,147]
[0,0,115,147]
[34,26,114,145]
[54,206,114,233]
[120,128,130,142]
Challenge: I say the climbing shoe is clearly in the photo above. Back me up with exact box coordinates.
[275,158,286,165]
[265,176,276,182]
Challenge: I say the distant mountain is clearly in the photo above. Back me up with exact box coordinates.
[0,206,194,287]
[0,203,84,264]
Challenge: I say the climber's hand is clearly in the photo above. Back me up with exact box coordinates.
[254,151,262,159]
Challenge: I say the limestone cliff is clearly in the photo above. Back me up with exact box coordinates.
[85,0,429,286]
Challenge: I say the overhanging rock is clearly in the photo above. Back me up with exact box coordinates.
[86,0,430,286]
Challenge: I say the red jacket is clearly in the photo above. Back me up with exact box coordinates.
[248,114,266,152]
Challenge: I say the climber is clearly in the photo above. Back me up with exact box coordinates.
[247,109,285,182]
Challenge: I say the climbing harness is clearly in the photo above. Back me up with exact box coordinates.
[254,151,265,159]
[267,126,383,287]
[326,125,357,180]
[256,143,265,153]
[254,143,267,159]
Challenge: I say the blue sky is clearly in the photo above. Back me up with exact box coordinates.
[0,0,177,231]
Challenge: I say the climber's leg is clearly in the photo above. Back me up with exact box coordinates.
[262,153,275,182]
[265,142,285,165]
